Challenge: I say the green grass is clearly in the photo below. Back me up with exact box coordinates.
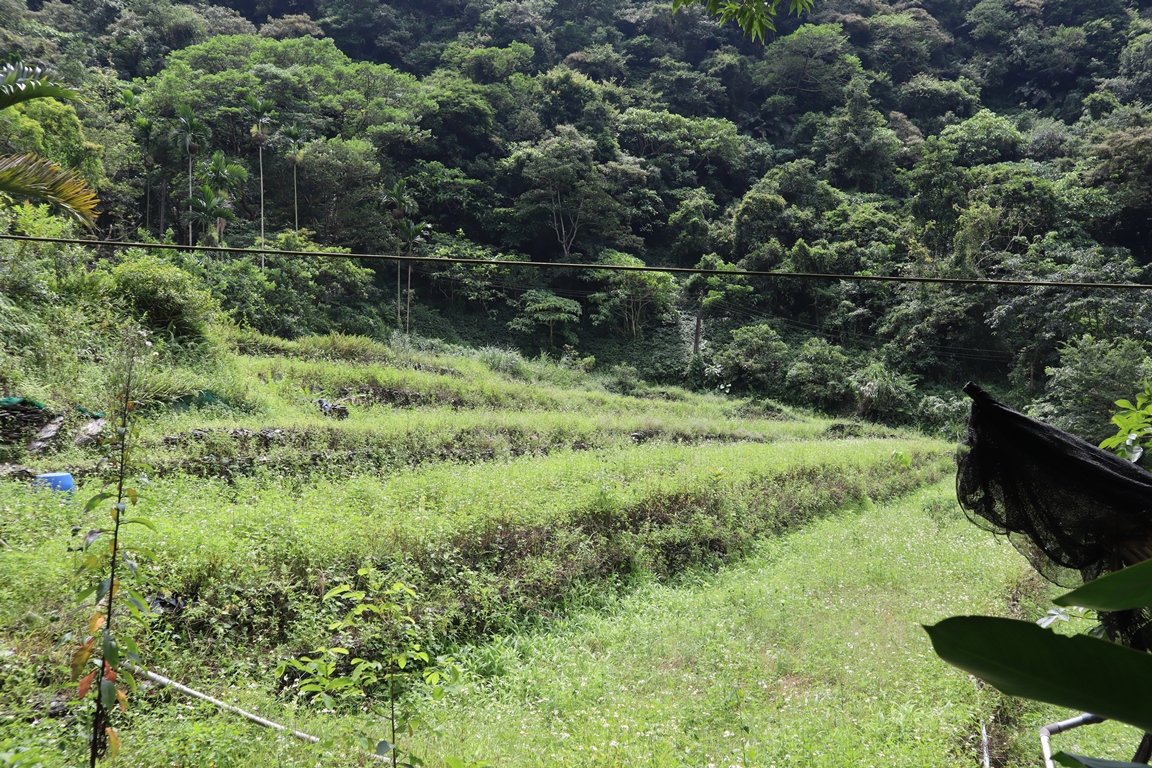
[14,341,889,478]
[10,482,1134,768]
[402,483,1027,767]
[7,335,1065,768]
[1,438,947,635]
[401,484,1146,767]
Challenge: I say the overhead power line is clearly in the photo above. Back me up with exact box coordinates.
[3,233,1152,291]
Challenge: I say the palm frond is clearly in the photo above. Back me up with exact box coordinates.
[0,153,99,227]
[0,62,80,110]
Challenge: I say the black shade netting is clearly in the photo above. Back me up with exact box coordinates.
[958,382,1152,649]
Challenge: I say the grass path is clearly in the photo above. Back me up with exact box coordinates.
[404,482,1141,767]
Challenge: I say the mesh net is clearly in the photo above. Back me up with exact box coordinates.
[957,382,1152,649]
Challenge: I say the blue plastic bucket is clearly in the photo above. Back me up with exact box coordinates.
[34,472,75,493]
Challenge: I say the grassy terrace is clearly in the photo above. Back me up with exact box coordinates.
[1,338,1032,767]
[19,334,874,478]
[8,482,1133,767]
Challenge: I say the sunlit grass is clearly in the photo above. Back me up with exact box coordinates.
[63,481,1144,768]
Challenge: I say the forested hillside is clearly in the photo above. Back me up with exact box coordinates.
[5,0,1152,431]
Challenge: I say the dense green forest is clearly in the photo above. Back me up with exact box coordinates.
[5,0,1152,432]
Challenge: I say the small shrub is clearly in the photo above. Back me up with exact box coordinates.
[917,394,969,439]
[605,363,641,395]
[851,360,917,424]
[293,333,394,363]
[477,346,530,379]
[784,337,853,413]
[713,324,792,396]
[111,253,217,343]
[227,326,296,357]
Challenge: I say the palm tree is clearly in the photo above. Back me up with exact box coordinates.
[246,95,274,265]
[395,217,430,337]
[133,116,158,231]
[0,62,97,227]
[383,178,417,220]
[203,150,248,199]
[170,104,207,246]
[279,124,305,230]
[122,90,162,234]
[384,179,420,329]
[187,183,233,246]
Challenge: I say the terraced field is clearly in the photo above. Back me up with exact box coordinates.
[0,339,1107,767]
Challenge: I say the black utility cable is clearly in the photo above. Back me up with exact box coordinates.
[3,233,1152,291]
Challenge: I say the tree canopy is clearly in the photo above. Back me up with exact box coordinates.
[4,0,1152,429]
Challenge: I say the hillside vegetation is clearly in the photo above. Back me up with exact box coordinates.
[4,0,1152,424]
[3,0,1149,763]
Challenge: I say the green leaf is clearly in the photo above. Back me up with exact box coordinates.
[100,679,117,710]
[0,153,98,227]
[85,493,114,513]
[375,740,393,756]
[94,578,112,604]
[1054,559,1152,611]
[924,617,1152,733]
[120,635,141,665]
[0,62,80,109]
[102,631,120,669]
[322,584,351,601]
[126,587,149,609]
[1054,752,1148,767]
[121,517,157,531]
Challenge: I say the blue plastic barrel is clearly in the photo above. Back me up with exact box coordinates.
[34,472,75,493]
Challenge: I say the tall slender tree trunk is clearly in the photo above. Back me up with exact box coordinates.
[693,299,703,356]
[187,155,193,245]
[144,167,152,234]
[405,261,413,337]
[292,164,298,231]
[258,144,265,268]
[158,179,166,236]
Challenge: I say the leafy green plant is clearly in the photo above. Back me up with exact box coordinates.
[0,61,97,226]
[277,570,460,767]
[1100,385,1152,462]
[671,0,817,42]
[70,330,157,766]
[925,556,1152,767]
[0,740,46,768]
[507,289,582,351]
[110,254,217,343]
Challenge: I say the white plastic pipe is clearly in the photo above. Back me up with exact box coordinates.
[127,663,390,763]
[1040,713,1105,768]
